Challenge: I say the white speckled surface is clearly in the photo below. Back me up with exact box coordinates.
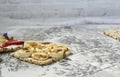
[0,25,120,77]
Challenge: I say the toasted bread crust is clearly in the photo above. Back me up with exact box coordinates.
[11,41,72,65]
[104,28,120,40]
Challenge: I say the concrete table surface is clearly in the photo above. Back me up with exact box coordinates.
[0,25,120,77]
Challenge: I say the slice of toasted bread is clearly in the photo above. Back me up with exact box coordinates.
[11,41,72,66]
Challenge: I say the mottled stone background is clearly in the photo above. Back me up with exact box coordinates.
[0,25,120,77]
[0,0,120,26]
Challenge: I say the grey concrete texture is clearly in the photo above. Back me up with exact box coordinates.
[0,0,120,26]
[0,25,120,77]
